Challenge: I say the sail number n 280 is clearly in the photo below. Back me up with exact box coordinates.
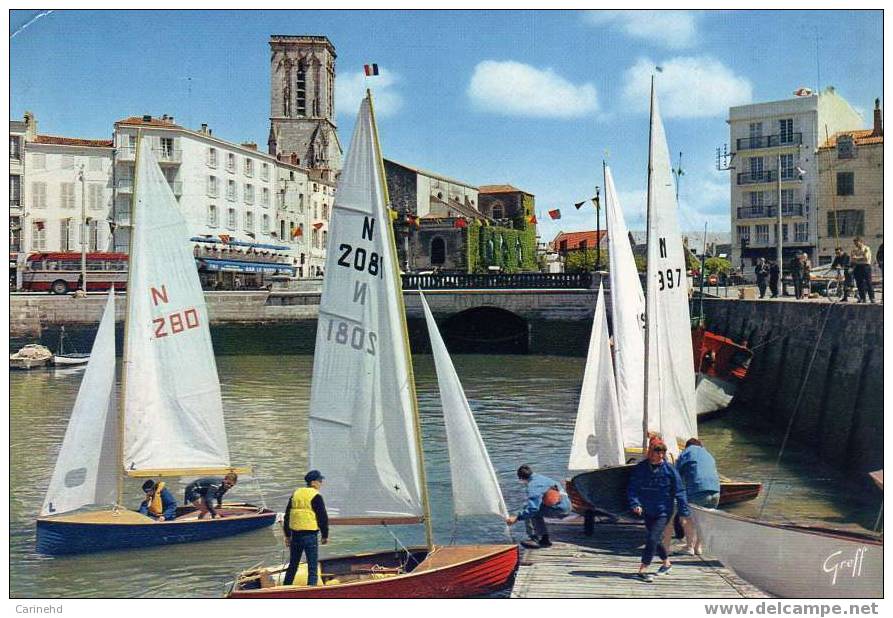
[657,268,682,291]
[337,243,383,278]
[326,319,377,356]
[153,308,200,338]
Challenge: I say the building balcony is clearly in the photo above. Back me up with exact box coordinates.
[10,198,22,210]
[736,133,803,151]
[117,178,134,193]
[737,203,804,219]
[116,147,181,163]
[736,170,802,185]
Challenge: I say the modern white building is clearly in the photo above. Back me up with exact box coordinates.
[728,87,863,271]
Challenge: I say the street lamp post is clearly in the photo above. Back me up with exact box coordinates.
[79,165,87,293]
[776,154,783,295]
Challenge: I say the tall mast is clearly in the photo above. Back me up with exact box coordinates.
[641,77,655,453]
[367,90,434,552]
[116,130,142,506]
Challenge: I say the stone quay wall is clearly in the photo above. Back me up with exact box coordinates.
[700,298,883,473]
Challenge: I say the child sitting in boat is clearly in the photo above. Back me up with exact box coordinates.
[184,473,238,519]
[138,479,178,521]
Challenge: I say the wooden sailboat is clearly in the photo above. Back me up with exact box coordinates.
[693,325,753,418]
[568,84,760,521]
[227,93,517,598]
[52,325,91,366]
[36,139,275,555]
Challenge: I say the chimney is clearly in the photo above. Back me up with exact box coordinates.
[142,114,152,122]
[871,98,883,137]
[241,141,258,151]
[23,111,37,139]
[168,116,175,124]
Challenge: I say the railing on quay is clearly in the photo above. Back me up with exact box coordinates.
[401,271,594,290]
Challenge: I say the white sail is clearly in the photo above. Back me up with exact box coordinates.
[123,142,230,472]
[644,88,698,454]
[604,165,649,448]
[568,281,625,473]
[308,96,423,521]
[420,293,508,519]
[41,290,118,515]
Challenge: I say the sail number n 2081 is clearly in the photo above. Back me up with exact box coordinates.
[326,319,377,356]
[337,243,382,278]
[657,268,682,291]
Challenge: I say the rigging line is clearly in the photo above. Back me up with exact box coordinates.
[757,297,838,520]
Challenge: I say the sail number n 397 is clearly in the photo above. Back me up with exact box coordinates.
[657,268,682,291]
[327,319,377,356]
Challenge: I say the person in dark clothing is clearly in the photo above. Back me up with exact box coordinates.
[851,237,875,303]
[184,472,238,519]
[831,247,853,302]
[283,470,329,587]
[754,258,770,299]
[768,260,780,298]
[138,479,178,521]
[627,437,690,583]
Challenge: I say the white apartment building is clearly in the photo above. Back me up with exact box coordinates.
[12,113,116,257]
[728,87,863,271]
[112,114,332,278]
[10,116,27,254]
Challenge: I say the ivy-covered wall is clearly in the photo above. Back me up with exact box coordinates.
[466,194,538,273]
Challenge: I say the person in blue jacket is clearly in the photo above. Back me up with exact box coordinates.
[505,464,570,549]
[627,437,690,582]
[675,437,721,554]
[138,479,178,521]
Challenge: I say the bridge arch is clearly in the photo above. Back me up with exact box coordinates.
[439,306,528,354]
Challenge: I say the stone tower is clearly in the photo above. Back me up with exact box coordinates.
[268,35,342,178]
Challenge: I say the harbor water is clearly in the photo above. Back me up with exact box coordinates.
[9,353,881,598]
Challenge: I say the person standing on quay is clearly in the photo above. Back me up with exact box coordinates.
[851,237,876,303]
[283,470,329,587]
[754,258,770,299]
[628,437,690,583]
[768,260,780,298]
[831,247,853,302]
[675,438,721,555]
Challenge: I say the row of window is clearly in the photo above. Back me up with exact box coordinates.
[747,118,795,142]
[206,177,271,205]
[28,153,105,171]
[737,222,809,245]
[747,153,798,178]
[24,181,107,210]
[204,204,327,248]
[747,189,798,207]
[206,148,271,179]
[27,219,101,251]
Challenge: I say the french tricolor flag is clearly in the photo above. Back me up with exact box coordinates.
[364,63,379,76]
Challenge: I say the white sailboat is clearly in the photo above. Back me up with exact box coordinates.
[36,139,275,555]
[228,92,518,598]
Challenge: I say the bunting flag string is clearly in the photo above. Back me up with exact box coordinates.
[528,214,538,225]
[292,226,303,238]
[313,222,325,230]
[453,218,468,229]
[574,201,586,210]
[218,234,231,243]
[548,209,561,220]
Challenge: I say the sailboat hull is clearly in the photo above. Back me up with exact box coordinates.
[36,504,276,555]
[227,544,519,598]
[691,505,883,598]
[567,466,762,518]
[693,328,752,418]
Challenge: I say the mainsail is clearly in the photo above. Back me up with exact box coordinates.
[123,142,231,472]
[41,289,118,516]
[604,165,650,448]
[568,281,625,473]
[308,96,423,521]
[644,86,697,453]
[419,293,507,519]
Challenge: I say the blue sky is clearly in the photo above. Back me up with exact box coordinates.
[9,9,883,239]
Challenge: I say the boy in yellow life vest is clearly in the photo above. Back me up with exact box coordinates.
[282,470,329,586]
[138,479,178,521]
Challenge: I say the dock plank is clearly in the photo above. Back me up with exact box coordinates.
[510,521,769,598]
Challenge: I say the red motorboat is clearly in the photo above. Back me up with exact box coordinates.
[693,326,753,417]
[227,544,519,598]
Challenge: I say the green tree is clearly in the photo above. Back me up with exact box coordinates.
[704,256,732,275]
[564,249,597,273]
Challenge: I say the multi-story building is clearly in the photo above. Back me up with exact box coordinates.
[10,115,27,256]
[268,35,342,181]
[728,87,863,271]
[111,114,333,279]
[14,112,115,258]
[815,99,883,264]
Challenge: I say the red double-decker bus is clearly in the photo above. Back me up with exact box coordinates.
[21,252,128,294]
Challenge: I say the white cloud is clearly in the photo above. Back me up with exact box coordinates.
[621,56,753,118]
[468,60,598,119]
[336,69,403,118]
[584,10,699,49]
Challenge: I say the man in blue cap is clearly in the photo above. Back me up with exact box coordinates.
[282,470,329,586]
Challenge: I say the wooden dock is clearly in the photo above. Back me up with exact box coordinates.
[510,519,770,598]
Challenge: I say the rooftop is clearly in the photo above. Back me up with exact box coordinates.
[819,128,883,149]
[114,114,183,128]
[32,135,113,148]
[479,184,532,196]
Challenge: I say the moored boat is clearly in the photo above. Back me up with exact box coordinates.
[10,343,52,369]
[35,139,275,555]
[691,505,883,598]
[51,325,91,366]
[227,92,517,599]
[693,327,753,418]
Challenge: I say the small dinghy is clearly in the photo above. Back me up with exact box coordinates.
[51,326,91,366]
